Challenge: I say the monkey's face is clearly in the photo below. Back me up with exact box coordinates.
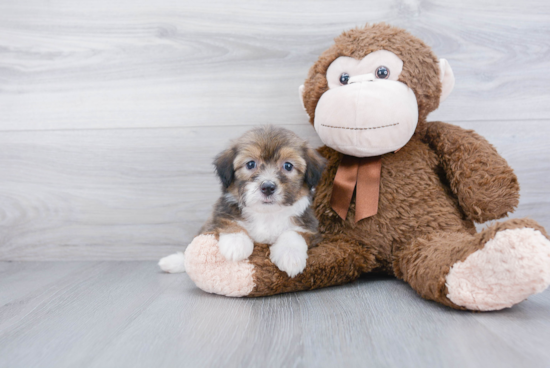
[300,24,455,158]
[313,50,417,157]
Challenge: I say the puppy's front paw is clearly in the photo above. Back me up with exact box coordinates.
[218,232,254,262]
[270,231,308,278]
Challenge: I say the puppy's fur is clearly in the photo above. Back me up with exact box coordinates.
[159,126,326,277]
[199,126,326,277]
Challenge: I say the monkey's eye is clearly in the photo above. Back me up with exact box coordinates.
[375,66,390,79]
[339,73,350,85]
[246,161,256,170]
[283,162,293,172]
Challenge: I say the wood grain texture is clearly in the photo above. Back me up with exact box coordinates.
[0,0,549,260]
[0,261,549,368]
[0,124,320,260]
[0,121,548,260]
[0,0,549,131]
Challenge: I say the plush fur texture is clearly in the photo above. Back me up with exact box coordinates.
[184,234,255,297]
[158,252,186,274]
[175,126,326,277]
[218,232,254,262]
[182,23,550,311]
[269,230,309,278]
[446,228,550,311]
[302,23,442,124]
[200,126,325,250]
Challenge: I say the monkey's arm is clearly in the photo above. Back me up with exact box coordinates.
[422,121,519,223]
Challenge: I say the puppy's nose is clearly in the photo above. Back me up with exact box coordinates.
[260,181,276,196]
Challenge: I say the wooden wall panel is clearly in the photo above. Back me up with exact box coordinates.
[0,121,547,260]
[0,0,549,259]
[1,0,549,131]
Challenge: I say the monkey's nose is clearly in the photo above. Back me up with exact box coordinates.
[348,73,375,84]
[260,181,277,196]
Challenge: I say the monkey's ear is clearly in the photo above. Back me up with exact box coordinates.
[304,147,326,189]
[298,85,309,117]
[213,147,236,188]
[438,59,455,103]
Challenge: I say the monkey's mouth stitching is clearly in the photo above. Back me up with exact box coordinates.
[321,122,399,130]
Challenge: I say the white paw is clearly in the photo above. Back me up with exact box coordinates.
[270,231,308,278]
[218,232,254,262]
[158,252,186,273]
[446,228,550,311]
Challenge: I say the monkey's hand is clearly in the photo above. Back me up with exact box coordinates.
[423,121,519,223]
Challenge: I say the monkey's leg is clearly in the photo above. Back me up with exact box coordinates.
[184,234,373,297]
[395,218,550,311]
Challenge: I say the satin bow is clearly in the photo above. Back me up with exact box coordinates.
[330,155,382,223]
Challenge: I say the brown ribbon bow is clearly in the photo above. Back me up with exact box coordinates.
[330,155,382,223]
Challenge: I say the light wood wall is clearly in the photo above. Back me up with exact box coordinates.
[1,0,549,260]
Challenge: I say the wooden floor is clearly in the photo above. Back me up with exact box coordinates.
[0,261,549,368]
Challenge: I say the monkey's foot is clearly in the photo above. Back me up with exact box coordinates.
[184,234,255,297]
[446,228,550,311]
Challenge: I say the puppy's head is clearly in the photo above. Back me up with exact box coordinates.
[214,126,326,211]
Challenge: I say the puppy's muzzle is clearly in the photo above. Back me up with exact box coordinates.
[260,181,277,196]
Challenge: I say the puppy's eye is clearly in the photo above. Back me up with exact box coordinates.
[375,66,390,79]
[339,73,350,85]
[246,161,256,170]
[283,162,293,172]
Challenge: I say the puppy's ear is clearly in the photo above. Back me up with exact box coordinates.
[304,147,326,189]
[214,147,237,188]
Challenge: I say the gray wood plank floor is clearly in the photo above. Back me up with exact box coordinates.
[0,261,548,368]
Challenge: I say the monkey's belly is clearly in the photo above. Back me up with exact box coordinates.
[316,138,475,268]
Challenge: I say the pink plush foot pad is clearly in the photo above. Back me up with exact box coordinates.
[184,234,255,297]
[446,228,550,311]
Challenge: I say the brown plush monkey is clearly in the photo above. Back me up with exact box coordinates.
[176,23,550,311]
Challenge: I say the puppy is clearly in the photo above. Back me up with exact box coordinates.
[159,126,326,277]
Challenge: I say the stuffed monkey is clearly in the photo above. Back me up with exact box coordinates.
[181,23,550,311]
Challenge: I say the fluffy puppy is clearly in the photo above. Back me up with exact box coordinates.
[159,126,326,277]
